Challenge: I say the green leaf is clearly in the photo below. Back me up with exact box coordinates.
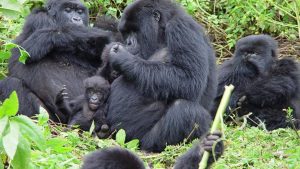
[11,135,31,169]
[11,115,46,150]
[126,139,139,150]
[0,51,11,60]
[38,106,49,126]
[0,8,20,19]
[0,116,8,137]
[18,48,29,64]
[3,122,19,160]
[0,91,19,118]
[4,43,18,51]
[116,129,126,146]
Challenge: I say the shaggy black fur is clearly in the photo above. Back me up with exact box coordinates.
[0,0,114,122]
[105,0,217,152]
[215,34,300,130]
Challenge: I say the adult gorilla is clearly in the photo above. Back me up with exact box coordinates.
[106,0,217,152]
[0,0,113,123]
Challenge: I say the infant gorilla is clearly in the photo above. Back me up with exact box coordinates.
[55,76,110,138]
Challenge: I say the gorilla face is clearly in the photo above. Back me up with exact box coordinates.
[47,0,89,26]
[233,35,277,74]
[118,0,169,59]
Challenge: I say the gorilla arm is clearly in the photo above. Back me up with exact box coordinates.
[109,17,210,101]
[20,25,111,63]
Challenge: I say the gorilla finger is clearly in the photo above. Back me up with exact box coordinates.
[239,95,247,102]
[211,131,222,137]
[206,135,220,141]
[203,145,213,152]
[100,124,109,132]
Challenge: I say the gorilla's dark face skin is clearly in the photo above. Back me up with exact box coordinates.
[118,0,168,59]
[47,0,89,26]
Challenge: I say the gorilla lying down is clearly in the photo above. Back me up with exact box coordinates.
[215,34,300,130]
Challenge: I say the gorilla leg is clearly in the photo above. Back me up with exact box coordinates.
[141,100,212,152]
[0,77,44,117]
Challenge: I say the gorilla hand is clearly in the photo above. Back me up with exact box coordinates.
[109,44,135,72]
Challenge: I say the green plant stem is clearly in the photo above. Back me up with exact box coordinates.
[199,84,234,169]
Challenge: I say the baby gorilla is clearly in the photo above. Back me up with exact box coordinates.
[56,76,110,138]
[81,132,223,169]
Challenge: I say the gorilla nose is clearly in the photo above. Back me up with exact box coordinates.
[72,17,83,24]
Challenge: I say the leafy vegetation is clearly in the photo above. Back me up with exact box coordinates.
[0,0,299,169]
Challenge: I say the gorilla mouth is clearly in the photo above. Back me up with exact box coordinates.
[89,103,99,110]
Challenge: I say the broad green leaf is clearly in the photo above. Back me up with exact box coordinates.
[4,43,18,51]
[0,51,11,60]
[0,8,20,19]
[126,139,139,150]
[11,115,46,150]
[3,122,19,160]
[18,49,29,64]
[116,129,126,146]
[0,91,19,118]
[11,135,31,169]
[38,107,49,126]
[0,116,8,137]
[0,0,22,11]
[89,120,95,135]
[46,138,73,153]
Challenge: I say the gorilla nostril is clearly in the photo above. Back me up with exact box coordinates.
[111,44,119,53]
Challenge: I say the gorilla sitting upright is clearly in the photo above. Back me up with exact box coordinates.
[105,0,217,152]
[0,0,115,123]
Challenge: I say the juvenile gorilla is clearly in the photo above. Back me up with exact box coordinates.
[82,132,223,169]
[0,0,114,122]
[106,0,217,152]
[215,35,300,130]
[56,76,110,138]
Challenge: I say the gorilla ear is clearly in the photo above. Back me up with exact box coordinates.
[152,10,161,22]
[271,48,278,58]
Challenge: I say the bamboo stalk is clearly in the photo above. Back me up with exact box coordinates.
[198,84,234,169]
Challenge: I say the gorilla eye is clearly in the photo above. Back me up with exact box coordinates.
[77,9,83,14]
[152,10,161,22]
[65,7,71,13]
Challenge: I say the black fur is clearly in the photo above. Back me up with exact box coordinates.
[215,34,300,130]
[1,0,114,122]
[55,76,110,138]
[106,0,217,152]
[81,132,224,169]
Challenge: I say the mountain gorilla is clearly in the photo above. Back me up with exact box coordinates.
[0,0,114,123]
[105,0,217,152]
[82,132,223,169]
[55,76,110,138]
[215,35,300,130]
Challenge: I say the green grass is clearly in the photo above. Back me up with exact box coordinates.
[27,123,300,169]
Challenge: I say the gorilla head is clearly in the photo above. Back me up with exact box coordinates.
[118,0,178,59]
[233,35,278,75]
[46,0,89,26]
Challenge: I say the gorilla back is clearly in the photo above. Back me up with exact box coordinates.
[4,0,113,122]
[106,0,217,152]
